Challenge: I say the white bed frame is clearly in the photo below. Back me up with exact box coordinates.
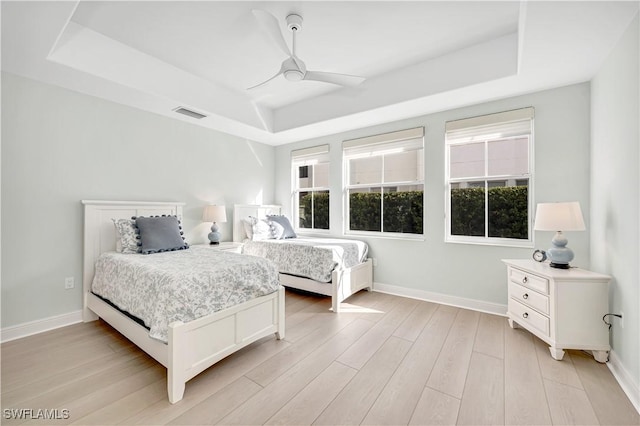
[233,204,373,313]
[82,200,285,404]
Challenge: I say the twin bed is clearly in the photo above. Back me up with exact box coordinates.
[82,200,285,404]
[82,201,372,404]
[233,204,373,313]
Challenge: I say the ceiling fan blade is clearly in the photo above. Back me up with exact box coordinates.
[303,71,365,87]
[247,66,285,90]
[252,9,291,57]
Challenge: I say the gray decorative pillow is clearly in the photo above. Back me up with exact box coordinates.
[112,218,139,254]
[267,215,297,239]
[133,215,189,255]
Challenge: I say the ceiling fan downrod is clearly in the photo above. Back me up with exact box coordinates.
[284,14,304,81]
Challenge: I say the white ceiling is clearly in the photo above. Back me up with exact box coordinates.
[2,1,638,145]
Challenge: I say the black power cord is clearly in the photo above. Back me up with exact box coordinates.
[602,313,622,330]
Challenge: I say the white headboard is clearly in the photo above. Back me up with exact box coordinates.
[82,200,185,319]
[233,204,282,242]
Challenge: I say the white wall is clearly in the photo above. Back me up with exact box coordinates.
[1,72,275,328]
[591,13,639,403]
[275,83,592,310]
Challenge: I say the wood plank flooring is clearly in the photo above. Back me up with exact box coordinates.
[2,289,638,425]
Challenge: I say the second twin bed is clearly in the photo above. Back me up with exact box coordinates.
[233,204,373,312]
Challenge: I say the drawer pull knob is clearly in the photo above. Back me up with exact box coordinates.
[522,277,529,284]
[523,293,529,300]
[523,312,529,319]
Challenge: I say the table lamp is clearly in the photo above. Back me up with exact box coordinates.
[533,201,585,269]
[202,205,227,245]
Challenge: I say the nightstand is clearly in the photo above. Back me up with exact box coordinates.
[198,242,243,253]
[503,259,611,362]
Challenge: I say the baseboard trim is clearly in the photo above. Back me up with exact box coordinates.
[607,350,640,414]
[1,310,83,343]
[373,281,507,317]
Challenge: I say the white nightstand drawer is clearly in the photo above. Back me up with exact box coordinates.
[508,281,549,315]
[509,267,549,294]
[508,298,550,337]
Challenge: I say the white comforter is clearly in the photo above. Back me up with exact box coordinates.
[91,245,280,343]
[241,237,368,283]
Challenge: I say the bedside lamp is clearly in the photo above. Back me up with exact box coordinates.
[534,202,585,269]
[202,205,227,245]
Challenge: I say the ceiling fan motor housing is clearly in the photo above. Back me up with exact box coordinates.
[286,14,303,32]
[284,69,304,81]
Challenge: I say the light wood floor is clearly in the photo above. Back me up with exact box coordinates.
[1,289,638,425]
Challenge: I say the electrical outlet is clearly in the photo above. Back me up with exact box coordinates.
[372,258,378,267]
[620,311,624,329]
[64,277,75,290]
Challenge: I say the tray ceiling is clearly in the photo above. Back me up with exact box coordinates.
[2,1,638,145]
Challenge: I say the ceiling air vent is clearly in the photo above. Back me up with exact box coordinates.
[173,107,207,120]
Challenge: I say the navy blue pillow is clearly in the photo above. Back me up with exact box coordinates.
[267,215,297,239]
[133,215,189,254]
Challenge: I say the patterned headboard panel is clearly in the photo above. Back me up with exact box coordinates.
[233,204,282,242]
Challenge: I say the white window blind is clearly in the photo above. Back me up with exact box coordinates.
[445,107,534,143]
[343,127,424,157]
[292,144,329,165]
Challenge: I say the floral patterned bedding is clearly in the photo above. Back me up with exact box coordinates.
[241,237,368,283]
[91,245,280,343]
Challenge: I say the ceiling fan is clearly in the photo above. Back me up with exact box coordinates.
[248,10,366,90]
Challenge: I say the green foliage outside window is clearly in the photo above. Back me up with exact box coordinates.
[450,188,485,236]
[349,192,381,232]
[299,191,329,229]
[349,191,423,234]
[451,186,528,239]
[300,186,525,238]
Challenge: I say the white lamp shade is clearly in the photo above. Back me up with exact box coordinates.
[534,202,585,231]
[202,205,227,223]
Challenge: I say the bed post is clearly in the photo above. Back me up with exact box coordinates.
[331,269,341,313]
[167,320,186,404]
[277,286,286,339]
[82,202,99,322]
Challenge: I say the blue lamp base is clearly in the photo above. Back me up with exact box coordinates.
[208,222,221,245]
[547,231,573,269]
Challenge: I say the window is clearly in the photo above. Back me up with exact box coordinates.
[292,145,330,230]
[343,127,424,236]
[445,108,534,245]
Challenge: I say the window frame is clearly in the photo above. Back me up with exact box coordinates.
[444,108,535,248]
[343,127,425,239]
[291,145,331,234]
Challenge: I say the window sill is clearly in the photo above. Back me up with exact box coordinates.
[445,236,534,249]
[345,230,425,242]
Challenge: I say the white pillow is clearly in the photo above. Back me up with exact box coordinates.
[242,218,254,240]
[112,218,139,254]
[267,215,297,239]
[251,217,273,241]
